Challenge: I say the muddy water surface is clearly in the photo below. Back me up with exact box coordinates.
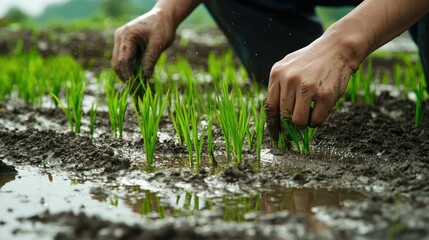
[1,167,366,239]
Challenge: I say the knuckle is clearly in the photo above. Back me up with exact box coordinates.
[270,63,283,80]
[283,70,301,86]
[317,89,338,104]
[299,81,316,93]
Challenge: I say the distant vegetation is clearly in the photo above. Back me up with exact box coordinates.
[2,0,215,29]
[2,0,349,30]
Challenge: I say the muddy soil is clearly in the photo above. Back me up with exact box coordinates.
[1,28,429,240]
[0,27,231,72]
[1,87,429,240]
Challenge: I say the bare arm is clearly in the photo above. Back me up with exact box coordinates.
[332,0,429,71]
[112,0,202,81]
[265,0,429,140]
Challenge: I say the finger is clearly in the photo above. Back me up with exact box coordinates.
[292,84,314,128]
[118,39,138,82]
[265,80,281,141]
[309,92,337,127]
[279,80,295,121]
[112,29,122,78]
[141,40,163,78]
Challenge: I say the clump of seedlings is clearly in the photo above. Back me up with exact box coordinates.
[171,86,194,167]
[104,71,131,138]
[280,117,317,155]
[50,68,86,134]
[216,81,250,163]
[134,83,169,168]
[170,72,207,168]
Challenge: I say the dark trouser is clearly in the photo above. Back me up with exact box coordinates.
[410,15,429,87]
[203,0,429,87]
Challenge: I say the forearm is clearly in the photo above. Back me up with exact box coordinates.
[322,0,429,71]
[153,0,202,28]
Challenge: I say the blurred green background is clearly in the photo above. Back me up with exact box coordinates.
[1,0,351,29]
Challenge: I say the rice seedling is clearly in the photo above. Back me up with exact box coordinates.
[207,114,217,166]
[171,84,207,168]
[347,71,359,103]
[191,103,205,169]
[394,64,403,88]
[49,76,62,108]
[363,61,376,105]
[171,86,193,166]
[208,52,222,82]
[246,101,257,150]
[281,117,317,155]
[0,60,14,101]
[216,81,250,163]
[50,72,86,133]
[89,100,99,136]
[104,72,131,138]
[46,55,81,108]
[414,82,425,126]
[382,71,390,85]
[133,85,169,167]
[254,103,266,162]
[202,91,217,167]
[15,50,45,106]
[169,87,184,145]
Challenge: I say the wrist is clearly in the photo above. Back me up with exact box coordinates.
[321,18,371,72]
[149,7,177,29]
[154,0,202,29]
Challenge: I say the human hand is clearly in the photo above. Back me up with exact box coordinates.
[112,8,176,81]
[264,36,356,141]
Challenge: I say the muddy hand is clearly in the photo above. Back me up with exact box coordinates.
[265,35,356,142]
[112,8,176,82]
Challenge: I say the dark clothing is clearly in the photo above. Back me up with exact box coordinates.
[410,15,429,86]
[203,0,429,86]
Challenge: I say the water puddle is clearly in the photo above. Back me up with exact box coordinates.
[0,168,366,239]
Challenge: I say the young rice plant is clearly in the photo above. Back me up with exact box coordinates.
[134,85,169,168]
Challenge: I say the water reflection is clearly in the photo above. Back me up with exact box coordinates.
[1,168,367,239]
[104,184,364,225]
